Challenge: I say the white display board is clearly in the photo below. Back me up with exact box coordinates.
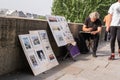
[18,30,59,76]
[46,15,75,47]
[19,34,45,76]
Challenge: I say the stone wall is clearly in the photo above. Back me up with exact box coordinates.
[0,17,105,75]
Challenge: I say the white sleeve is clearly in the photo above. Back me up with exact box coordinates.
[108,4,114,14]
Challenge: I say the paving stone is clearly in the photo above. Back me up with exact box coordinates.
[106,63,120,72]
[76,77,88,80]
[76,69,120,80]
[95,68,120,80]
[92,59,109,68]
[57,74,88,80]
[57,74,76,80]
[44,71,66,80]
[72,59,99,71]
[61,65,83,75]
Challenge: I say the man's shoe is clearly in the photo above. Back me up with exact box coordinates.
[92,52,97,57]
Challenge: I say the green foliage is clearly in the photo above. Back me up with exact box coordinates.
[52,0,116,23]
[39,16,46,20]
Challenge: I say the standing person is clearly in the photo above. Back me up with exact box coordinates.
[81,11,102,57]
[103,14,111,41]
[106,0,120,60]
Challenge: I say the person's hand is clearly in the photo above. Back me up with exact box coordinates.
[87,28,93,32]
[91,31,97,35]
[106,27,110,32]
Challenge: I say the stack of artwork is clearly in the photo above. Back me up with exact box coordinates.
[18,30,59,76]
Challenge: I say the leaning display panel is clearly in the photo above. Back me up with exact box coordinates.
[19,33,59,76]
[19,34,46,76]
[46,15,75,47]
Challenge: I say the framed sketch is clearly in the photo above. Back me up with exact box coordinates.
[19,34,43,76]
[29,34,41,47]
[38,31,48,42]
[36,50,46,61]
[29,55,38,67]
[19,34,32,50]
[31,36,40,45]
[49,54,55,61]
[43,43,52,51]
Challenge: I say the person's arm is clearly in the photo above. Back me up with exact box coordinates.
[106,14,112,32]
[106,3,113,32]
[91,26,102,35]
[82,25,93,32]
[103,16,106,22]
[82,17,93,32]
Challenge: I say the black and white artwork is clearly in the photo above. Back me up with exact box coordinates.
[36,50,46,61]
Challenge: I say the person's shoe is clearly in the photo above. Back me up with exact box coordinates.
[108,54,115,60]
[118,49,120,57]
[92,52,97,57]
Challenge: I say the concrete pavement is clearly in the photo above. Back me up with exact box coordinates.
[0,41,120,80]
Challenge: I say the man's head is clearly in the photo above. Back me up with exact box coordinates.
[89,12,100,22]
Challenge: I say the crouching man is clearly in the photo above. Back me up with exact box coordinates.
[82,12,102,57]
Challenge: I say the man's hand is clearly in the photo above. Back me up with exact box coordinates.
[91,27,101,35]
[91,31,97,35]
[86,28,93,32]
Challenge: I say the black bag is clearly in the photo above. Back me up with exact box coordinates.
[104,31,111,41]
[74,37,89,54]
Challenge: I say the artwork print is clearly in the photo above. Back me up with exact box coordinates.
[31,36,40,45]
[36,50,46,61]
[56,34,64,42]
[22,37,31,49]
[52,26,61,31]
[39,32,47,40]
[29,55,38,67]
[45,44,51,51]
[49,54,55,61]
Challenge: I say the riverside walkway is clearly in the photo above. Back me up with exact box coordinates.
[0,41,120,80]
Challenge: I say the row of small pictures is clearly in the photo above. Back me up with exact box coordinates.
[30,50,55,67]
[22,32,48,50]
